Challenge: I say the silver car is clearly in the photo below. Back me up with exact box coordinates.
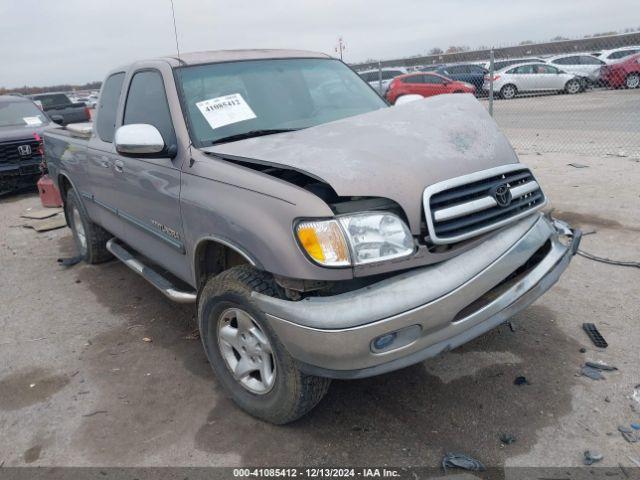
[358,67,407,95]
[483,62,582,99]
[545,54,605,85]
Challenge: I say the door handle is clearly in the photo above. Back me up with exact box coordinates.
[100,160,110,168]
[114,160,124,173]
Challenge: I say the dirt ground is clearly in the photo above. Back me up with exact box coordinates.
[0,151,639,470]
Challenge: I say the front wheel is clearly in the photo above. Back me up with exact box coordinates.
[500,84,517,99]
[626,73,640,89]
[565,79,582,94]
[198,266,331,424]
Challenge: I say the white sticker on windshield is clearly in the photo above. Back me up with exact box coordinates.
[23,116,43,126]
[196,93,256,130]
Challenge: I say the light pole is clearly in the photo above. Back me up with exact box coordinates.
[335,36,346,60]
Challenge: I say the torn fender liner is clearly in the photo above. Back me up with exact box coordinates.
[205,94,518,233]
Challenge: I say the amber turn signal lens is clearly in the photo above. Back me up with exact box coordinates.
[296,220,350,267]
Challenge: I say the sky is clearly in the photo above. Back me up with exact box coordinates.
[1,0,638,88]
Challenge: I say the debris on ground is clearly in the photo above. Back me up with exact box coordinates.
[582,323,608,348]
[585,361,617,371]
[20,207,62,220]
[581,361,618,380]
[142,337,152,343]
[22,213,67,232]
[499,433,516,445]
[631,423,640,430]
[568,163,589,168]
[82,410,108,418]
[581,365,605,380]
[441,452,485,472]
[618,425,639,443]
[579,347,587,353]
[583,450,603,465]
[633,385,640,405]
[514,376,530,386]
[184,329,200,340]
[57,255,83,267]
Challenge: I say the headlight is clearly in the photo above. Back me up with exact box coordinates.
[296,219,351,267]
[295,213,414,267]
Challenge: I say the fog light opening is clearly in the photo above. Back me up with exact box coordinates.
[372,333,397,352]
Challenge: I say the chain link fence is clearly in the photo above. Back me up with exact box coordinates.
[353,32,640,158]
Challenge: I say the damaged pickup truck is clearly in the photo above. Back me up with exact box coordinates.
[44,49,580,424]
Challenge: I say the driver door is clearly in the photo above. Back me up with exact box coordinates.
[109,68,189,281]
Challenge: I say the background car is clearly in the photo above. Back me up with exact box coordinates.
[420,63,487,94]
[594,46,640,64]
[0,95,49,194]
[480,57,546,71]
[386,72,476,103]
[600,52,640,89]
[483,62,582,99]
[545,54,605,86]
[358,68,407,95]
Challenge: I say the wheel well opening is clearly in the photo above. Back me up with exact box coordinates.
[58,175,71,203]
[195,240,252,288]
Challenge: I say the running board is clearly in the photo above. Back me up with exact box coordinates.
[106,239,197,304]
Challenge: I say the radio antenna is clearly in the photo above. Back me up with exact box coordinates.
[170,0,181,60]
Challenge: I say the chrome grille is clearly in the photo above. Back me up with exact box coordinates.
[423,165,546,244]
[0,139,41,165]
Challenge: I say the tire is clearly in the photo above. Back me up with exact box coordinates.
[626,73,640,89]
[500,84,517,99]
[565,79,581,94]
[65,189,113,264]
[198,265,331,424]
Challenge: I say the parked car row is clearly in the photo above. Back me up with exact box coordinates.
[361,45,640,103]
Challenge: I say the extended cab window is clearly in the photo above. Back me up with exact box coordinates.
[96,72,125,143]
[123,70,176,148]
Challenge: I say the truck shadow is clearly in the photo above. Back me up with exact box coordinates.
[66,234,582,467]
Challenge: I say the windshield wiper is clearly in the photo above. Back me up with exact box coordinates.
[209,129,298,145]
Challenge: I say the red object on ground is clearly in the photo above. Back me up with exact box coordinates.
[386,72,476,104]
[37,175,63,208]
[600,53,640,88]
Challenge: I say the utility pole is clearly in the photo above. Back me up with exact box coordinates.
[335,36,346,60]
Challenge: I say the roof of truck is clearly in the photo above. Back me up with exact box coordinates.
[159,49,331,67]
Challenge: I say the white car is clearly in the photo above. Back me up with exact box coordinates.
[545,54,605,84]
[595,46,640,64]
[483,62,582,99]
[358,68,407,95]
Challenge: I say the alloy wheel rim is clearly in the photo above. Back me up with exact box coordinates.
[627,74,639,88]
[72,206,87,253]
[217,308,276,395]
[504,86,515,98]
[567,81,580,93]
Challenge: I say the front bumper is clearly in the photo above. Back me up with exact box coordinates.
[253,214,580,379]
[0,159,41,194]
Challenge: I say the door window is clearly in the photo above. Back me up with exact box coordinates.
[123,70,176,148]
[423,75,445,84]
[96,72,125,143]
[579,56,605,65]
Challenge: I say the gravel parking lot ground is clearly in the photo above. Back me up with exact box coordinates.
[491,89,640,157]
[1,110,639,471]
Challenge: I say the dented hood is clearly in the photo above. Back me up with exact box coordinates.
[204,94,519,233]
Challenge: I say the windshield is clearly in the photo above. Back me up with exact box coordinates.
[0,99,48,128]
[176,58,387,146]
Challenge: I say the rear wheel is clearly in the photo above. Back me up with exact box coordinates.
[500,84,517,99]
[565,79,581,94]
[66,189,113,264]
[198,266,331,424]
[626,73,640,89]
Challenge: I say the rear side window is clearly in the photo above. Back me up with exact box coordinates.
[96,72,125,143]
[123,70,176,147]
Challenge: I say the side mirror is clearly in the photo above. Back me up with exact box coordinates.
[394,94,423,106]
[50,115,65,125]
[115,124,165,156]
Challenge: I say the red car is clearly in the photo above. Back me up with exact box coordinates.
[386,72,476,104]
[600,53,640,89]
